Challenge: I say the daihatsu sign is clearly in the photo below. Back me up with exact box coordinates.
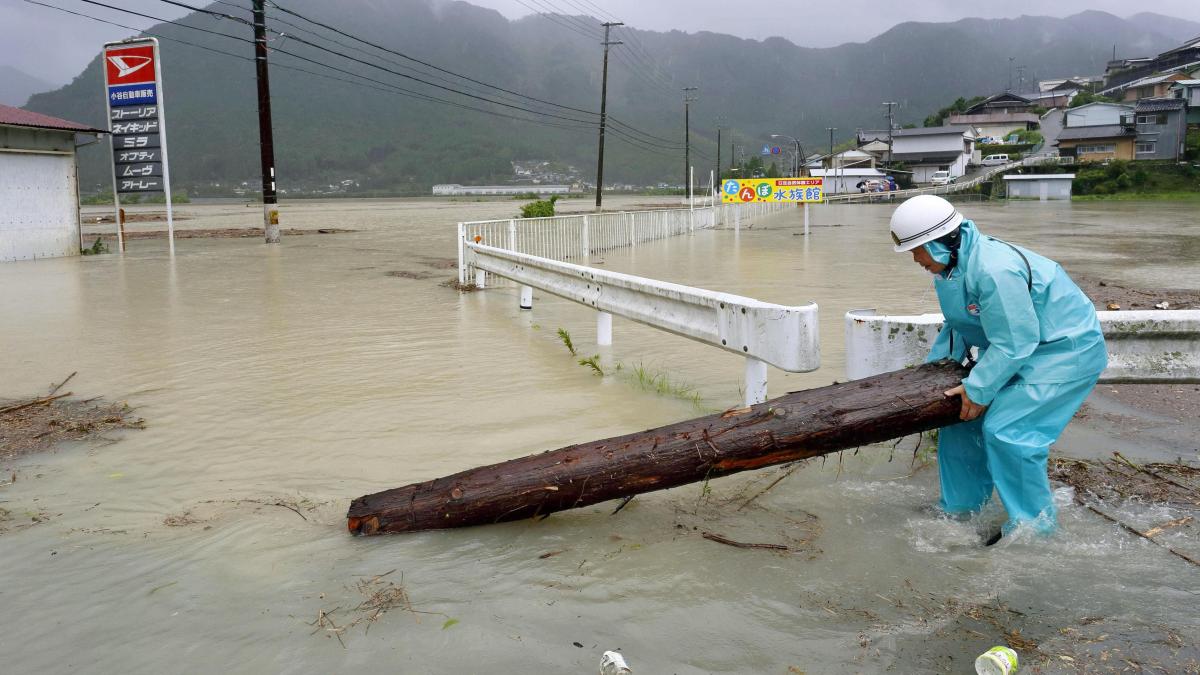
[103,38,175,253]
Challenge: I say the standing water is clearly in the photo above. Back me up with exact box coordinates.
[1,196,1197,673]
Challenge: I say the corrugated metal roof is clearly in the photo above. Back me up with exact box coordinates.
[892,126,975,138]
[0,104,104,133]
[1135,97,1187,112]
[1056,125,1135,141]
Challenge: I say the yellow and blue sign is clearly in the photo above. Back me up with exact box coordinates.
[720,178,824,203]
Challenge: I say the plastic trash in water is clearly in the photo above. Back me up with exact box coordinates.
[975,646,1019,675]
[599,650,631,674]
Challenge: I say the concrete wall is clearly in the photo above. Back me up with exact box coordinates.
[1,128,81,263]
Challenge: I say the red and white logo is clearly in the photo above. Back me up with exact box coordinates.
[104,45,156,85]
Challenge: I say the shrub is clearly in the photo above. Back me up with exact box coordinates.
[519,195,559,218]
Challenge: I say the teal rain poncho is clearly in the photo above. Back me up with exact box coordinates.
[924,220,1107,533]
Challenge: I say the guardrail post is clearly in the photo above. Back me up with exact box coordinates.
[456,222,466,285]
[519,285,533,309]
[507,218,516,252]
[627,211,635,247]
[803,203,810,237]
[576,213,585,258]
[475,268,486,289]
[744,357,768,406]
[597,311,612,346]
[734,204,741,231]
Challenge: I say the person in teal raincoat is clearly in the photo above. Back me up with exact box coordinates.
[889,196,1107,542]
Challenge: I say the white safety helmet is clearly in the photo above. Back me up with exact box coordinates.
[888,195,963,252]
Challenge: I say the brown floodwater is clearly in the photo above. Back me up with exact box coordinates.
[1,196,1197,673]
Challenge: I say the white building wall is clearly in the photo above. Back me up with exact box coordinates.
[0,151,80,263]
[1065,104,1132,127]
[891,134,966,154]
[1005,177,1073,200]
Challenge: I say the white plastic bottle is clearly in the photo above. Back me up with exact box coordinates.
[975,646,1019,675]
[599,650,632,675]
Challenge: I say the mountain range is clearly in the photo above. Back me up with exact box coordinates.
[23,2,1195,194]
[0,65,55,107]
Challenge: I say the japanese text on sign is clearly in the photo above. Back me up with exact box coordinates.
[720,178,824,203]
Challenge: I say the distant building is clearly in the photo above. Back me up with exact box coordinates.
[0,104,105,263]
[947,112,1039,142]
[808,168,889,194]
[1103,37,1200,92]
[1104,72,1193,102]
[432,184,571,196]
[889,126,977,183]
[1003,174,1075,200]
[1133,98,1188,161]
[830,149,875,169]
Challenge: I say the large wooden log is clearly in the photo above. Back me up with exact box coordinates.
[348,361,970,535]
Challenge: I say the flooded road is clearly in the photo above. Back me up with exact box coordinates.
[2,196,1197,673]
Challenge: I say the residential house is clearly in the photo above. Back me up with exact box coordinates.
[854,129,895,162]
[1103,37,1200,90]
[1169,80,1200,125]
[1104,72,1192,102]
[946,111,1038,142]
[1056,125,1136,162]
[889,126,977,182]
[1064,102,1134,128]
[1133,98,1188,161]
[962,92,1034,116]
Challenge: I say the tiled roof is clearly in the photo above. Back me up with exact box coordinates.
[1135,98,1186,112]
[0,103,104,133]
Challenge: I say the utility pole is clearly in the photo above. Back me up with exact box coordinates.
[827,127,837,194]
[252,0,280,243]
[715,126,722,181]
[682,87,697,191]
[882,102,897,165]
[594,21,622,211]
[1008,56,1015,92]
[730,140,736,174]
[1016,65,1027,94]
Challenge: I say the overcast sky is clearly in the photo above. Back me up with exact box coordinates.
[3,0,1199,85]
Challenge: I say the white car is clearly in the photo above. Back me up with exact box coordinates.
[930,170,954,186]
[981,153,1010,166]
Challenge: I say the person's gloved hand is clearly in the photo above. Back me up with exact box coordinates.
[944,384,986,421]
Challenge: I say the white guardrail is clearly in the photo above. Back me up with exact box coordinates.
[457,202,788,288]
[466,242,819,405]
[845,309,1200,383]
[825,154,1072,203]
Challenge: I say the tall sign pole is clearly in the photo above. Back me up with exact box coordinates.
[682,87,697,192]
[594,21,623,211]
[103,37,174,255]
[253,0,280,243]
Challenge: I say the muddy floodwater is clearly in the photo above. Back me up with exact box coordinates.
[2,196,1198,673]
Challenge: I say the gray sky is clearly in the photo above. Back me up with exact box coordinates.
[3,0,1199,86]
